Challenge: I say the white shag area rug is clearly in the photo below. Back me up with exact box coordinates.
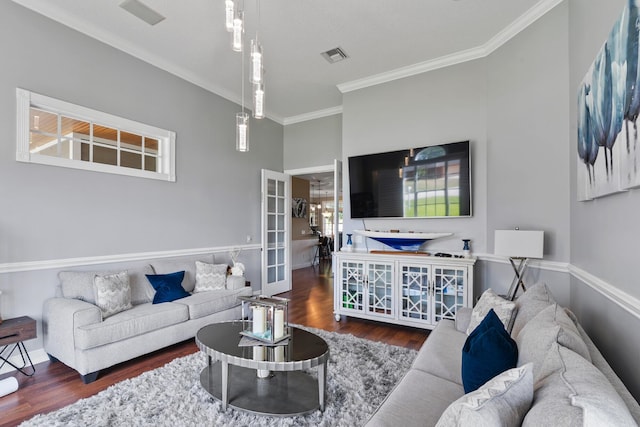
[21,326,417,426]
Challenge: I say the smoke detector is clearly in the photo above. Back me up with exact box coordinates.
[321,47,349,64]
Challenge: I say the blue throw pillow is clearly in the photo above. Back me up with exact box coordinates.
[145,271,190,304]
[461,308,518,393]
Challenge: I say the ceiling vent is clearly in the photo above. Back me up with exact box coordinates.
[119,0,166,26]
[321,47,349,64]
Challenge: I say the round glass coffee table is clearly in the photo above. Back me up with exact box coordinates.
[196,321,330,416]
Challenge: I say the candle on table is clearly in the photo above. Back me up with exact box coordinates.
[274,346,284,362]
[274,308,284,340]
[252,306,266,335]
[253,346,269,378]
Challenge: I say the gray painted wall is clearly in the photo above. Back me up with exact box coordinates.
[342,59,489,256]
[568,0,640,399]
[0,2,283,345]
[283,114,342,170]
[486,2,571,263]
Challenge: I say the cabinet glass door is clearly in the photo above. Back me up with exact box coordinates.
[399,264,431,322]
[340,260,365,312]
[366,262,394,317]
[433,267,466,322]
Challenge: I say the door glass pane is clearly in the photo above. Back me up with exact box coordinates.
[277,231,284,244]
[277,248,284,263]
[277,180,284,196]
[277,215,284,230]
[268,196,275,212]
[268,249,276,265]
[268,267,276,283]
[268,179,276,196]
[268,214,276,230]
[277,265,284,281]
[277,197,284,214]
[268,232,275,245]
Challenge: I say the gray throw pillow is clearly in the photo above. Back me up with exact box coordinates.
[523,343,636,427]
[516,303,591,380]
[59,270,118,304]
[93,271,133,318]
[194,261,228,292]
[466,289,517,335]
[436,363,534,427]
[511,282,556,338]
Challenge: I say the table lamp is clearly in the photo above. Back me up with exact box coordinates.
[494,229,544,300]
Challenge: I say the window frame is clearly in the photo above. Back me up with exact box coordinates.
[16,88,176,182]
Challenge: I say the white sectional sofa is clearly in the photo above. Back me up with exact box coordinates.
[42,254,252,383]
[366,283,640,426]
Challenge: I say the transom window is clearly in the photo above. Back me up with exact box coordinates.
[16,88,176,182]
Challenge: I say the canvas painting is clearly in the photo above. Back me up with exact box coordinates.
[292,198,307,218]
[577,0,640,200]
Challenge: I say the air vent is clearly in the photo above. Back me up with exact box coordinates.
[120,0,166,26]
[321,47,349,64]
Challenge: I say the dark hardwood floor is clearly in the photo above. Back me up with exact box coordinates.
[0,262,428,427]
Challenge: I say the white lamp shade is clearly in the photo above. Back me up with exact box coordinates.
[494,230,544,259]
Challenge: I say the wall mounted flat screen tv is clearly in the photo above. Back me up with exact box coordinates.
[349,141,471,219]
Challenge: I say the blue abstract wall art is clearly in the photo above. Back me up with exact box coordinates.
[578,0,640,200]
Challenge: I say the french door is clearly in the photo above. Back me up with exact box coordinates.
[261,169,291,296]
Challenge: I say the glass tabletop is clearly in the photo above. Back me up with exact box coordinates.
[196,321,329,367]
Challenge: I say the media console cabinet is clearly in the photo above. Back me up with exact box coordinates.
[333,251,475,329]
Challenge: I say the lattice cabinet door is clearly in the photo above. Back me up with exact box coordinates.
[339,259,366,313]
[433,266,467,322]
[399,263,431,324]
[366,261,394,318]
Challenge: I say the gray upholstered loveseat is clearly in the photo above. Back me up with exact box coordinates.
[42,254,251,383]
[366,283,640,426]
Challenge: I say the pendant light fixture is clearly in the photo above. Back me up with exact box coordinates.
[250,0,264,119]
[225,0,265,152]
[232,8,244,52]
[225,0,235,32]
[236,27,249,152]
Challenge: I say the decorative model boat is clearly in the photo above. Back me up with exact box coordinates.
[353,230,452,251]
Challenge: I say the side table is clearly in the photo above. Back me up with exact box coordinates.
[0,316,36,376]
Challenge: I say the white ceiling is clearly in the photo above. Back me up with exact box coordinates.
[12,0,561,124]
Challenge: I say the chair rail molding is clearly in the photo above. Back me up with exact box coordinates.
[0,244,262,274]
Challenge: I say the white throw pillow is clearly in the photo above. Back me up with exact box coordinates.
[93,271,132,318]
[436,363,534,427]
[466,289,517,335]
[194,261,227,292]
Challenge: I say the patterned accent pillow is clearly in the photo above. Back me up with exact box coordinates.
[436,363,533,427]
[194,261,228,292]
[93,271,133,319]
[466,289,517,335]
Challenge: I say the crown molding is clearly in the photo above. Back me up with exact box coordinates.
[283,106,343,126]
[337,0,565,94]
